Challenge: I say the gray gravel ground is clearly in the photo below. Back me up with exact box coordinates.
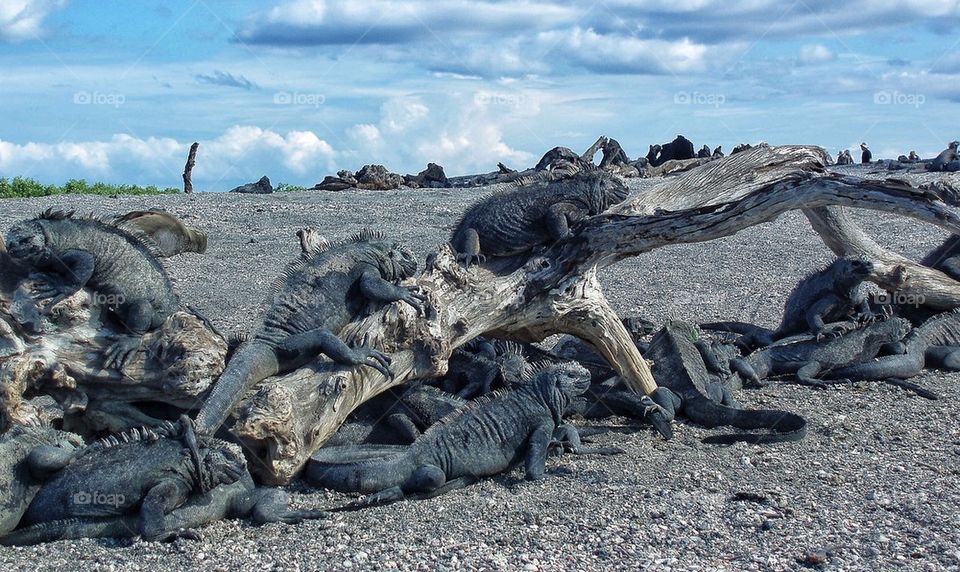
[2,164,960,571]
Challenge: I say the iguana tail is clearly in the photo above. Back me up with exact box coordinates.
[687,398,807,444]
[306,445,417,494]
[1,516,139,546]
[194,341,280,435]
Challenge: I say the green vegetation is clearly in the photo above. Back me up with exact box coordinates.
[0,177,179,199]
[275,182,309,193]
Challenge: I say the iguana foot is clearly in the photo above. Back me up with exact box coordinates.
[456,252,485,268]
[346,346,393,379]
[158,528,203,543]
[104,335,142,369]
[795,377,833,389]
[644,387,679,439]
[276,509,331,524]
[30,279,74,308]
[334,486,406,512]
[398,286,428,316]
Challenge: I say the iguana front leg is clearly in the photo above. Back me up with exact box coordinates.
[545,202,584,240]
[139,478,194,542]
[104,299,155,369]
[524,425,554,480]
[359,270,426,314]
[279,329,393,378]
[31,249,95,306]
[795,361,830,388]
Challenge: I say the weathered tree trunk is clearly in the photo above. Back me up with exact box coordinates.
[580,136,608,164]
[182,142,199,194]
[230,145,960,484]
[0,281,227,435]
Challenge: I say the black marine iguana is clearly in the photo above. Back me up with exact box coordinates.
[4,209,179,368]
[326,382,468,447]
[0,416,328,545]
[194,230,425,434]
[450,170,629,266]
[305,361,593,507]
[730,316,912,387]
[0,425,84,535]
[645,321,807,445]
[703,256,876,347]
[824,309,960,388]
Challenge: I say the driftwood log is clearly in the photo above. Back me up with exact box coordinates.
[228,145,960,484]
[4,145,960,484]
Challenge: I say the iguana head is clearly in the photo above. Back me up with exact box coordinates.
[4,220,49,265]
[835,255,874,285]
[197,439,247,492]
[374,241,418,282]
[525,361,591,421]
[581,172,629,214]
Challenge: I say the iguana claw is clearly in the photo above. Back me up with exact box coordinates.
[352,346,393,379]
[643,387,679,440]
[103,336,142,370]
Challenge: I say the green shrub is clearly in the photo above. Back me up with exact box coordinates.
[275,182,309,193]
[0,176,178,199]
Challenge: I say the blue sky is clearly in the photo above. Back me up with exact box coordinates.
[1,0,958,191]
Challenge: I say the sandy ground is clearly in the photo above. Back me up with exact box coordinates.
[1,164,959,571]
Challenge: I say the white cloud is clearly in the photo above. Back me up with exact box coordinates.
[346,94,534,176]
[0,0,65,41]
[539,28,716,75]
[799,44,836,65]
[0,127,336,190]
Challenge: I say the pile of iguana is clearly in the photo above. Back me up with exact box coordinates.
[193,229,425,435]
[450,170,629,267]
[306,361,594,508]
[730,317,912,388]
[703,256,876,348]
[820,309,960,393]
[3,209,180,368]
[0,416,327,545]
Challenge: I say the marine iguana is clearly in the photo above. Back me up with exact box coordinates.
[0,416,328,545]
[193,230,425,435]
[326,382,468,447]
[0,426,84,535]
[645,321,807,445]
[450,170,629,266]
[825,309,960,386]
[730,316,912,388]
[4,209,179,368]
[703,256,876,347]
[305,361,592,506]
[920,233,960,281]
[115,209,208,257]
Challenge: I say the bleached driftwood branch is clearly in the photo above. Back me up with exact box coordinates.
[231,145,960,484]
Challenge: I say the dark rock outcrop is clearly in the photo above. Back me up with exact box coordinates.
[229,176,273,194]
